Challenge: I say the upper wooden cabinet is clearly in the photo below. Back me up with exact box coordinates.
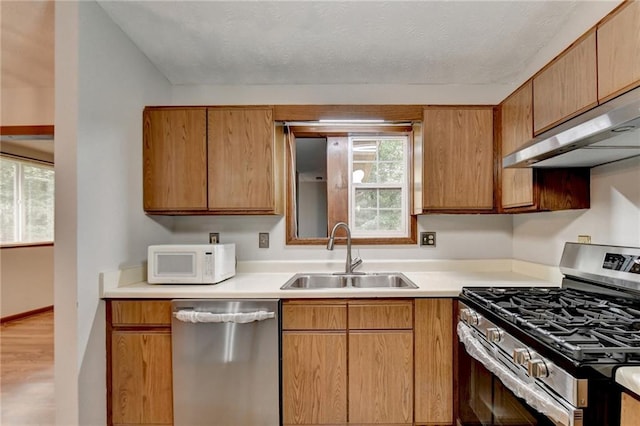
[597,0,640,102]
[208,107,283,213]
[533,31,598,134]
[143,106,284,214]
[423,107,494,211]
[500,81,591,213]
[501,81,534,209]
[143,107,208,211]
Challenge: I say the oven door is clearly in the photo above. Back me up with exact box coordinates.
[457,322,581,426]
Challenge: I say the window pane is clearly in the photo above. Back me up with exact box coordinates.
[353,162,377,183]
[378,139,404,161]
[22,164,55,242]
[354,209,377,231]
[355,189,377,209]
[352,140,377,162]
[378,162,404,183]
[0,159,18,243]
[379,210,402,231]
[379,189,402,208]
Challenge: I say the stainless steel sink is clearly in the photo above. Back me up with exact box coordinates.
[280,272,418,290]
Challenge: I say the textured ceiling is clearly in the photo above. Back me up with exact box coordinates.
[1,0,54,89]
[98,0,614,86]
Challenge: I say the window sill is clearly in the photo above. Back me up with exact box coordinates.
[1,242,54,249]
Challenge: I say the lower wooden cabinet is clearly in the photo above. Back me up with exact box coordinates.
[111,331,173,425]
[621,391,640,426]
[414,298,454,425]
[107,300,173,426]
[282,298,451,426]
[282,332,348,425]
[348,331,413,424]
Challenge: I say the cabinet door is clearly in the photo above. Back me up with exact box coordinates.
[598,0,640,102]
[110,300,172,326]
[501,81,534,209]
[348,331,413,425]
[208,107,276,212]
[621,391,640,426]
[282,332,348,425]
[423,108,494,210]
[143,108,208,211]
[533,32,597,134]
[111,331,173,425]
[414,299,453,425]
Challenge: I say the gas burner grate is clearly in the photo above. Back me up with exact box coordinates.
[462,286,640,363]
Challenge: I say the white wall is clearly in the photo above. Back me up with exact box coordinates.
[0,245,54,318]
[513,156,640,266]
[55,2,174,425]
[170,214,513,262]
[1,87,54,126]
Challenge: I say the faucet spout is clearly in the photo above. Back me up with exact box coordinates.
[327,222,362,274]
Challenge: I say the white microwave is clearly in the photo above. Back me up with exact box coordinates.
[147,244,236,284]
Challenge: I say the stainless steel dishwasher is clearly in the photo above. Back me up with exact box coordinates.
[171,299,280,426]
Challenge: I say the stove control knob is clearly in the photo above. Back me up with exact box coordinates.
[486,327,504,343]
[513,348,533,365]
[460,308,480,326]
[527,359,549,378]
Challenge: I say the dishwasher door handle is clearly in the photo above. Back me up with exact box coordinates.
[173,310,276,324]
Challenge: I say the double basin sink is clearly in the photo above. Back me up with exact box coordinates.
[281,272,418,290]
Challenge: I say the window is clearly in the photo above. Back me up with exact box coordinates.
[350,136,409,237]
[285,122,417,245]
[0,156,54,244]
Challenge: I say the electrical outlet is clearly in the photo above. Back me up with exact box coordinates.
[420,231,436,247]
[259,232,269,249]
[209,233,220,244]
[578,235,591,244]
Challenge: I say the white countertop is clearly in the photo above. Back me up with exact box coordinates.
[100,259,559,299]
[99,259,640,395]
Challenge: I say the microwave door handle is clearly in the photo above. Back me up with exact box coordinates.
[173,310,275,324]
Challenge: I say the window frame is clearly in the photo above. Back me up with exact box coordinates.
[0,154,55,246]
[284,124,418,246]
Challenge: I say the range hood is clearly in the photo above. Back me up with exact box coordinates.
[503,86,640,168]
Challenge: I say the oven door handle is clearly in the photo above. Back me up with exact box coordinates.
[457,322,582,426]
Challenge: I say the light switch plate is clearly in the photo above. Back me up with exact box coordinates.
[259,232,269,249]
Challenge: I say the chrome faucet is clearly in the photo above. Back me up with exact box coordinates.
[327,222,363,274]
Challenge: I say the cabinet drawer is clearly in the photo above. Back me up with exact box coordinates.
[110,300,172,326]
[348,300,413,330]
[282,301,347,330]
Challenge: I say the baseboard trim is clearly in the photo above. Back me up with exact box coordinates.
[1,305,54,323]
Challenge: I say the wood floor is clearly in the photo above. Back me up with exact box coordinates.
[1,310,55,425]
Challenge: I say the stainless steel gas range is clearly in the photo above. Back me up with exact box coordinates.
[457,242,640,426]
